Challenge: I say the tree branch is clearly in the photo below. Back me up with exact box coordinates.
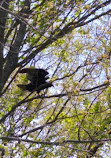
[0,136,111,145]
[18,0,111,65]
[80,82,110,92]
[0,0,30,92]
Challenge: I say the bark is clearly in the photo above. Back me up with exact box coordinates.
[0,0,30,93]
[0,0,10,92]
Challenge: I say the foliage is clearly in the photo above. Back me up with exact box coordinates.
[0,0,111,157]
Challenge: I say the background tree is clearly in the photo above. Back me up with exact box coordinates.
[0,0,111,157]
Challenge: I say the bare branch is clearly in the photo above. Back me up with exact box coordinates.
[0,136,111,145]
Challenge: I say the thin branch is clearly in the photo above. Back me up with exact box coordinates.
[18,1,111,65]
[80,82,109,92]
[0,81,109,124]
[0,136,111,145]
[19,98,70,137]
[78,9,111,28]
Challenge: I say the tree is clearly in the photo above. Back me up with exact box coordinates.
[0,0,111,157]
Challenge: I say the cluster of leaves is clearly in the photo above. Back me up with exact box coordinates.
[0,0,111,157]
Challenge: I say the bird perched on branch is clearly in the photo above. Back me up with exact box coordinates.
[17,68,53,93]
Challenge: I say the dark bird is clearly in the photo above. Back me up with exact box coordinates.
[17,82,53,93]
[17,68,53,93]
[19,68,49,85]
